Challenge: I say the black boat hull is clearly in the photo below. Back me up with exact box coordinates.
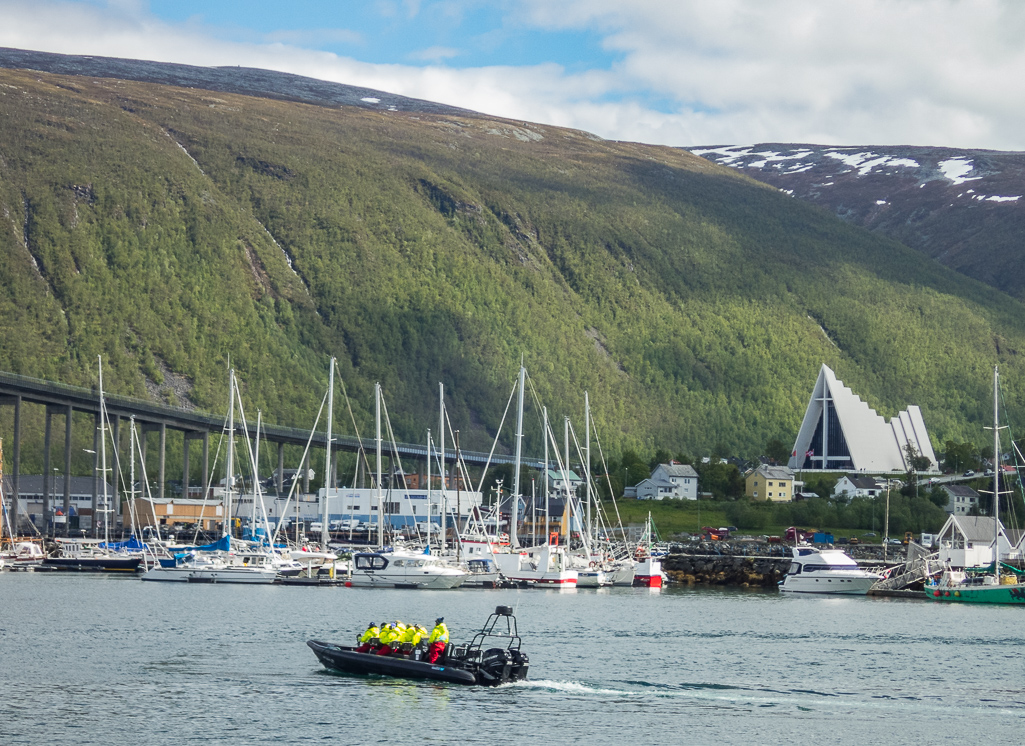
[307,640,479,685]
[39,556,143,572]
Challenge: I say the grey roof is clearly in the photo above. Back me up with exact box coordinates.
[657,463,698,478]
[842,475,880,490]
[950,515,1001,543]
[754,465,794,480]
[942,484,980,498]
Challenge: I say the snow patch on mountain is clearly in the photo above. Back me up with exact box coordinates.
[823,151,920,176]
[938,158,982,185]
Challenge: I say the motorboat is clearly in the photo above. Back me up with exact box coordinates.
[140,535,279,584]
[6,541,45,570]
[492,544,578,586]
[462,557,505,588]
[632,553,664,588]
[779,546,881,595]
[308,605,529,686]
[347,549,468,589]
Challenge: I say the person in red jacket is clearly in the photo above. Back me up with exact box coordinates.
[426,617,449,663]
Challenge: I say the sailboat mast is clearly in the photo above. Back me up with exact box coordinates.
[323,357,335,549]
[426,428,432,552]
[98,356,110,546]
[226,369,235,536]
[511,364,525,549]
[439,383,446,553]
[543,406,549,544]
[585,391,591,548]
[994,365,1001,583]
[376,382,384,549]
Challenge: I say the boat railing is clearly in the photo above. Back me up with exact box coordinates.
[870,550,942,591]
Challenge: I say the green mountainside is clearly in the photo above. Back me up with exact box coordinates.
[1,66,1024,470]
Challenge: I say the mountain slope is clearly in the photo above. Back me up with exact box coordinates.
[1,54,1025,469]
[691,144,1025,300]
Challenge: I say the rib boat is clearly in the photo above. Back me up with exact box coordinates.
[308,605,529,686]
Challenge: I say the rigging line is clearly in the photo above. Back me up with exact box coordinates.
[379,392,426,544]
[588,412,628,544]
[270,388,328,546]
[187,428,225,546]
[441,404,473,504]
[474,380,518,495]
[337,374,375,492]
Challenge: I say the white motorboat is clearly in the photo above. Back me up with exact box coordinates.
[493,545,578,586]
[6,541,45,570]
[779,546,881,595]
[141,547,280,583]
[462,557,504,588]
[347,549,468,589]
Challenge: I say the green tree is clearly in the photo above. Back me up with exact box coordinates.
[765,437,791,464]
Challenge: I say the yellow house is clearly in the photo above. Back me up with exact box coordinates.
[746,465,795,502]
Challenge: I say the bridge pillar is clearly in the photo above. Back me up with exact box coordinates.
[64,404,72,535]
[92,413,100,537]
[202,431,209,499]
[0,395,23,535]
[158,423,166,501]
[182,432,190,498]
[302,451,310,494]
[277,442,284,495]
[43,409,51,534]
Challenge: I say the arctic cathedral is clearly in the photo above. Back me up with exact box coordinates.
[788,364,937,473]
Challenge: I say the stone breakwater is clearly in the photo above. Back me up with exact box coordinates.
[662,554,791,588]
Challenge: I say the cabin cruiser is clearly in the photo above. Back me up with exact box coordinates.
[779,546,881,595]
[462,557,504,588]
[347,549,468,589]
[308,605,529,686]
[140,535,280,583]
[492,544,578,586]
[5,541,45,570]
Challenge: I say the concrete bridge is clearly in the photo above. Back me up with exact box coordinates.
[0,370,548,536]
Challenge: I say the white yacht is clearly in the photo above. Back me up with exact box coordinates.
[347,549,468,589]
[493,545,578,586]
[779,546,881,595]
[141,549,280,583]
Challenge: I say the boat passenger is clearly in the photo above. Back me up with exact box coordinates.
[377,621,406,656]
[355,622,380,653]
[398,623,424,656]
[426,617,449,663]
[374,623,395,655]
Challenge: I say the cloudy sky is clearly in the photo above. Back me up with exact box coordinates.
[1,0,1023,150]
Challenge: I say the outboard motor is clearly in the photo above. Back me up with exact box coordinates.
[509,649,529,681]
[477,647,513,686]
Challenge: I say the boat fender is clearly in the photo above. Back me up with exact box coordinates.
[589,561,597,569]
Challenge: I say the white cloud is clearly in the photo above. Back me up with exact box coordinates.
[1,0,1024,149]
[407,46,460,63]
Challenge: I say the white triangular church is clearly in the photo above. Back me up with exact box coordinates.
[788,364,937,472]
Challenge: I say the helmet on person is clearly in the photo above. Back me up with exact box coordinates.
[435,617,444,624]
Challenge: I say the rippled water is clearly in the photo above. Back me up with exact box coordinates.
[2,573,1024,744]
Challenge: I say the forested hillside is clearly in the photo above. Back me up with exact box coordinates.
[2,61,1025,470]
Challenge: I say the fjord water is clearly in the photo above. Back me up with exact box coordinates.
[2,574,1023,745]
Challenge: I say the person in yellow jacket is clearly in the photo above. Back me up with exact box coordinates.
[377,620,406,656]
[426,617,449,663]
[375,623,395,656]
[399,623,422,656]
[355,622,380,653]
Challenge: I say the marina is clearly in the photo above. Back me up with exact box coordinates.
[3,571,1024,744]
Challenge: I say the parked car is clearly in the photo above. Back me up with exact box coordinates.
[863,532,877,537]
[836,537,849,545]
[964,470,975,477]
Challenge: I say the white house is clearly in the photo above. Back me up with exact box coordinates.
[832,475,883,499]
[630,463,698,500]
[935,515,1015,568]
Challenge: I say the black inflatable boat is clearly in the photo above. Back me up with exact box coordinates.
[307,605,529,686]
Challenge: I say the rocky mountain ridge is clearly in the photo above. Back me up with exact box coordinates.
[691,144,1025,299]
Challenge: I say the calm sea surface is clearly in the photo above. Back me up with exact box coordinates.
[1,573,1023,745]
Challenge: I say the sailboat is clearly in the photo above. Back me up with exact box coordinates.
[926,366,1025,603]
[142,369,278,584]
